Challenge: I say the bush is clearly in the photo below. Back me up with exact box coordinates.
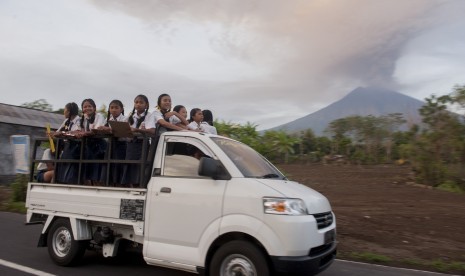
[10,174,29,202]
[437,180,464,194]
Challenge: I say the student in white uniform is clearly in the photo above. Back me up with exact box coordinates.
[187,108,205,132]
[53,102,81,184]
[145,94,188,137]
[187,108,217,134]
[78,98,107,185]
[80,98,106,134]
[168,105,188,129]
[202,109,218,135]
[99,99,128,186]
[36,148,54,183]
[121,94,151,187]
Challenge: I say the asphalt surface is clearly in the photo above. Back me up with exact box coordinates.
[0,212,455,276]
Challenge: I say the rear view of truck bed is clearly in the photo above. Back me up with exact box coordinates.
[27,183,146,219]
[26,183,147,239]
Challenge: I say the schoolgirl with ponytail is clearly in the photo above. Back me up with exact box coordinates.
[79,98,107,185]
[98,99,128,186]
[80,98,106,133]
[53,102,81,184]
[121,94,151,187]
[145,93,189,136]
[55,102,80,133]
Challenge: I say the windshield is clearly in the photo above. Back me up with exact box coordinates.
[211,137,286,180]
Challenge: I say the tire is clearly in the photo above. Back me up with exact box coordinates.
[210,240,270,276]
[47,218,87,266]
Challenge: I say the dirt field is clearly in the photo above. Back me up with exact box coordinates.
[278,163,465,274]
[1,164,464,274]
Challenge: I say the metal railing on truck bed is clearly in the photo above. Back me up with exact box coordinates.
[29,134,156,188]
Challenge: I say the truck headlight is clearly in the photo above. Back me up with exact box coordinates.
[263,197,308,215]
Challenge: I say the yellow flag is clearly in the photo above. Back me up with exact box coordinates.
[46,123,55,153]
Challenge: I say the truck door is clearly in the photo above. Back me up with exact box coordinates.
[144,136,227,266]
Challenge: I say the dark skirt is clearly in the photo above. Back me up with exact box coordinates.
[121,140,143,186]
[56,140,81,184]
[108,140,127,185]
[83,138,107,181]
[36,169,47,183]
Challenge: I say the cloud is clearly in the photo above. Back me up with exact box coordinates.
[2,0,464,131]
[89,0,449,110]
[0,45,206,110]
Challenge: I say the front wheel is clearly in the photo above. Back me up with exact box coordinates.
[210,240,270,276]
[47,218,87,266]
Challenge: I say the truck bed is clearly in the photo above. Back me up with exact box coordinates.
[26,183,147,223]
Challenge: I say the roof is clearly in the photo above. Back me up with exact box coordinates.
[0,103,63,129]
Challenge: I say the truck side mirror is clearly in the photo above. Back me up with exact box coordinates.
[198,157,231,180]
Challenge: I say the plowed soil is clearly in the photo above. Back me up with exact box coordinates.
[277,163,465,274]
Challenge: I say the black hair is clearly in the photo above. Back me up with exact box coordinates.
[105,99,124,127]
[128,94,149,128]
[189,108,202,123]
[80,98,97,129]
[202,109,214,126]
[59,102,79,131]
[173,105,185,113]
[157,93,171,115]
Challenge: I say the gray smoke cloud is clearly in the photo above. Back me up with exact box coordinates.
[88,0,452,126]
[2,0,462,130]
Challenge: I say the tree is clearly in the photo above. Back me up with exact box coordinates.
[263,130,300,164]
[98,104,107,117]
[380,113,406,162]
[412,93,464,186]
[21,99,53,112]
[215,121,260,148]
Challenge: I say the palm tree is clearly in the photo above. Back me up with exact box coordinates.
[267,131,300,163]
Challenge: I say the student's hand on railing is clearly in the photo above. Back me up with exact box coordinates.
[70,131,83,138]
[92,128,111,135]
[52,131,66,138]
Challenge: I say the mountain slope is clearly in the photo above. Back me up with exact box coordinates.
[269,87,425,135]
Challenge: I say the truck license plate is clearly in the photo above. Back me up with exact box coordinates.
[324,229,335,244]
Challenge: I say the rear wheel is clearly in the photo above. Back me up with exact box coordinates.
[210,240,270,276]
[47,218,87,266]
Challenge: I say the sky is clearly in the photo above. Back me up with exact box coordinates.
[1,0,464,130]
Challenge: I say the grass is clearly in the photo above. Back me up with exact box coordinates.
[437,180,464,194]
[342,251,465,274]
[348,251,391,263]
[427,259,465,272]
[0,186,27,214]
[3,201,27,213]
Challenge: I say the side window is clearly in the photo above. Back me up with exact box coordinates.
[162,142,208,178]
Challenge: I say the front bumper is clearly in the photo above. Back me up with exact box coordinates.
[270,241,337,275]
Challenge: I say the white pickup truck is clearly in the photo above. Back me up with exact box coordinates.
[26,131,336,275]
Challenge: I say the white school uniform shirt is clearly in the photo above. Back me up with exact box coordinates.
[37,149,52,171]
[188,121,217,134]
[203,123,217,135]
[187,121,206,132]
[129,111,151,128]
[169,115,181,125]
[57,116,81,132]
[145,109,164,129]
[82,113,105,131]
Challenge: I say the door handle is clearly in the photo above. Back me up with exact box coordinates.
[160,187,171,193]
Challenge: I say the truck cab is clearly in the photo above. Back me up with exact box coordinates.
[26,131,336,275]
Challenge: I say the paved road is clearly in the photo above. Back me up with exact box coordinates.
[0,212,455,276]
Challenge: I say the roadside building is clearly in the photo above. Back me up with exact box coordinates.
[0,103,62,184]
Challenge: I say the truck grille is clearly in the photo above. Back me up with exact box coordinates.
[313,212,333,229]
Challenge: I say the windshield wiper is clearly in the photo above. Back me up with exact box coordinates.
[259,173,281,179]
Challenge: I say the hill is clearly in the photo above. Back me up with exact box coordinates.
[269,87,425,135]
